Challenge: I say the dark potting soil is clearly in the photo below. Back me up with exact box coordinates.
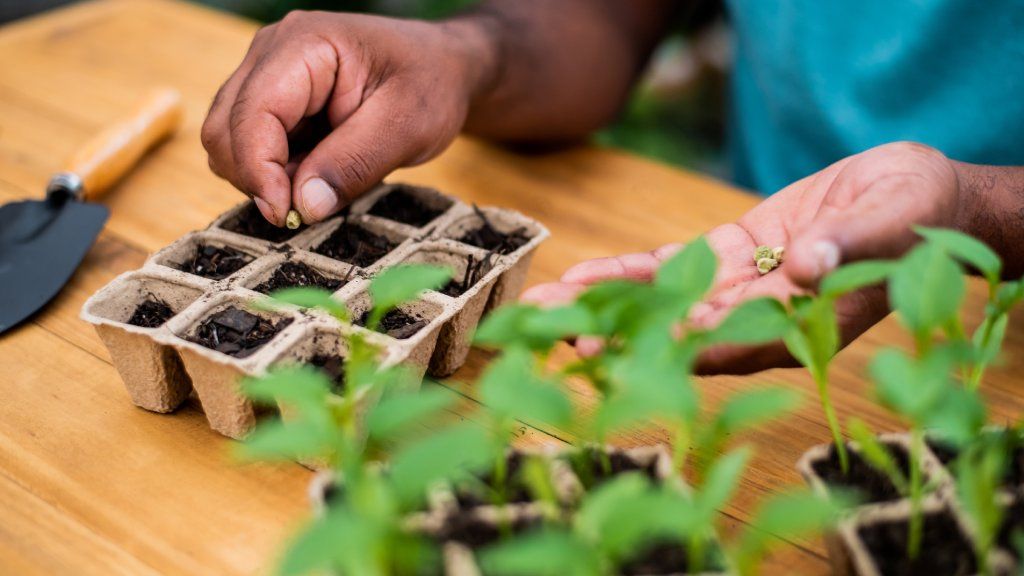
[439,254,494,298]
[569,447,660,489]
[857,510,977,576]
[253,262,347,294]
[435,509,541,550]
[309,353,346,391]
[811,442,911,504]
[222,201,306,243]
[127,298,175,328]
[176,244,254,280]
[456,206,531,255]
[997,498,1024,559]
[619,540,726,576]
[313,221,397,267]
[454,452,532,509]
[355,308,428,340]
[367,186,449,227]
[190,307,292,358]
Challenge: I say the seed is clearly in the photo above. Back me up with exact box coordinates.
[757,257,778,275]
[772,246,785,262]
[285,210,302,230]
[754,245,774,262]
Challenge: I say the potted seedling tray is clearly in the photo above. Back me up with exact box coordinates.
[799,433,1019,575]
[81,182,549,439]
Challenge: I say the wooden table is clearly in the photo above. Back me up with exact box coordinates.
[2,1,1023,573]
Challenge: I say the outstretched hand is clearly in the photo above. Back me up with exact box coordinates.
[522,142,966,374]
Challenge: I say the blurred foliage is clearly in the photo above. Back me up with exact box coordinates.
[196,0,726,173]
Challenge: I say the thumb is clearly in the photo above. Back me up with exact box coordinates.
[292,94,423,223]
[784,173,953,289]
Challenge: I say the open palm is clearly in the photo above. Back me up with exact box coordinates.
[522,142,964,374]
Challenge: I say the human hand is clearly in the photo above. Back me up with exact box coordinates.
[202,11,495,225]
[522,142,966,374]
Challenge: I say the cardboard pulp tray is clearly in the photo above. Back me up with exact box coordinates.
[81,182,549,439]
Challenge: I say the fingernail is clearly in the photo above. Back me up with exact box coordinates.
[253,197,277,224]
[812,241,841,277]
[300,178,339,221]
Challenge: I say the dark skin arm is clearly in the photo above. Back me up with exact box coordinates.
[201,0,675,226]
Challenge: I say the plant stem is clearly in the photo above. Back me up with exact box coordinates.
[907,428,924,559]
[968,314,1000,390]
[815,368,848,474]
[672,421,690,476]
[688,533,706,574]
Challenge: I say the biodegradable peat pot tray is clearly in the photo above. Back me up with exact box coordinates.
[81,182,549,439]
[308,444,731,576]
[798,433,1020,575]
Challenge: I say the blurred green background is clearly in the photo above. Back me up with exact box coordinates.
[4,0,728,177]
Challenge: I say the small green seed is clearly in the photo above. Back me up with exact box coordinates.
[757,257,778,275]
[754,245,773,262]
[772,246,785,262]
[285,210,302,230]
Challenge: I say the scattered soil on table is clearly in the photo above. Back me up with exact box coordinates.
[253,262,348,294]
[456,206,531,255]
[309,353,346,391]
[313,221,397,267]
[811,442,911,504]
[997,498,1024,558]
[355,308,428,340]
[190,307,292,358]
[367,186,449,227]
[435,508,541,550]
[568,447,660,489]
[454,452,532,509]
[857,509,976,576]
[127,298,175,328]
[927,436,1024,487]
[439,254,495,298]
[619,540,725,575]
[222,201,306,243]
[176,244,254,280]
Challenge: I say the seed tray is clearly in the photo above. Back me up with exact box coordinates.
[798,433,1019,575]
[81,182,549,439]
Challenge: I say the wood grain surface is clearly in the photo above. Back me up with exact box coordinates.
[1,1,1021,574]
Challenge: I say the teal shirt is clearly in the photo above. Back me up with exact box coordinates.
[726,0,1024,194]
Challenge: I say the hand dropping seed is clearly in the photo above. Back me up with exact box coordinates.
[285,210,302,230]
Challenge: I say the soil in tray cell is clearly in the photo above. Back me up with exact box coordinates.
[175,244,254,280]
[222,201,306,243]
[435,509,541,550]
[253,262,349,294]
[857,510,977,576]
[190,306,292,359]
[367,186,449,227]
[456,206,531,255]
[927,436,1024,488]
[568,447,660,489]
[313,221,397,268]
[127,298,175,328]
[355,308,429,340]
[309,353,346,392]
[439,254,495,298]
[811,442,911,504]
[454,452,532,509]
[620,540,726,576]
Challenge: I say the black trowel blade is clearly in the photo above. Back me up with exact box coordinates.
[0,198,109,335]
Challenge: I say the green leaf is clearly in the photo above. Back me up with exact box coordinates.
[242,365,331,407]
[784,295,839,375]
[521,304,595,342]
[973,313,1008,368]
[915,226,1002,285]
[277,508,362,575]
[480,348,572,428]
[367,386,455,440]
[654,237,717,302]
[715,388,801,437]
[820,260,895,298]
[369,264,452,316]
[236,418,330,462]
[848,419,907,494]
[479,529,597,576]
[705,297,790,345]
[889,244,965,334]
[389,422,495,505]
[474,303,595,351]
[696,448,750,518]
[261,287,348,320]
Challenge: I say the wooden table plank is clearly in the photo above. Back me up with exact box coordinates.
[0,1,1018,574]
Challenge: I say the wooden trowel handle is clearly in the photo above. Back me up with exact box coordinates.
[61,88,184,201]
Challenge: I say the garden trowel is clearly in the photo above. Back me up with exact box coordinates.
[0,88,184,335]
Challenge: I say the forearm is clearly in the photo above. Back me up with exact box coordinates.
[953,161,1024,278]
[447,0,675,141]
